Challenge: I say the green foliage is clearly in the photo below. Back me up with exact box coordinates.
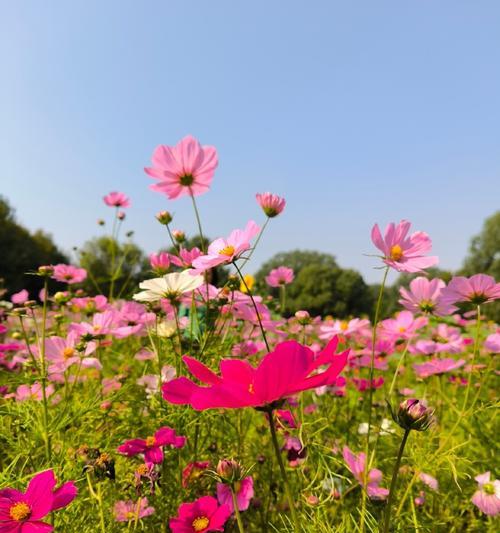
[0,196,68,297]
[78,236,150,299]
[255,250,373,317]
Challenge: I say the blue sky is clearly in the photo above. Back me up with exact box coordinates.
[1,1,499,283]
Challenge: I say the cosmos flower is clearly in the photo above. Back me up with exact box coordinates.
[52,264,87,285]
[471,472,500,516]
[103,191,131,208]
[216,476,254,512]
[265,266,294,287]
[342,446,389,500]
[399,277,456,316]
[441,274,500,306]
[114,498,155,522]
[371,220,438,273]
[145,135,218,200]
[413,358,465,378]
[256,192,286,218]
[0,469,77,532]
[169,496,231,533]
[163,337,349,410]
[133,271,204,303]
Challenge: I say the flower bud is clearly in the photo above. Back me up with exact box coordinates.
[117,211,126,220]
[395,399,435,431]
[37,265,54,277]
[156,211,173,225]
[295,310,311,325]
[24,300,38,309]
[54,291,70,305]
[97,219,105,226]
[226,275,240,291]
[216,459,244,483]
[172,229,185,243]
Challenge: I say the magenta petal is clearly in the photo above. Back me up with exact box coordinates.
[144,447,164,464]
[117,439,146,456]
[51,481,77,511]
[25,470,55,520]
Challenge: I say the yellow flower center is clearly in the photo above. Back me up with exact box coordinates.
[62,347,75,359]
[248,383,255,394]
[484,482,495,495]
[136,464,150,476]
[340,321,349,331]
[390,245,404,261]
[218,245,235,256]
[398,327,406,333]
[93,325,102,333]
[145,436,156,447]
[192,516,210,531]
[126,511,136,520]
[10,501,31,521]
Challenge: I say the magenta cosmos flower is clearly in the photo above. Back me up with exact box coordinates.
[103,191,131,208]
[162,338,349,410]
[191,221,260,273]
[265,266,294,287]
[169,496,231,533]
[441,274,500,306]
[399,277,456,316]
[51,264,87,285]
[0,469,77,532]
[117,426,186,464]
[471,472,500,516]
[371,220,438,273]
[256,192,286,218]
[145,135,218,200]
[216,477,254,513]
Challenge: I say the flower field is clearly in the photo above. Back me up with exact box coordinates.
[0,135,498,532]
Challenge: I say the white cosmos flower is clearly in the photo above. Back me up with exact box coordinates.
[133,270,204,302]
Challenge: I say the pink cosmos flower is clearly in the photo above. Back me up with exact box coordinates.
[484,333,500,353]
[231,341,265,357]
[399,277,456,316]
[371,220,438,272]
[441,274,500,306]
[163,337,349,410]
[52,264,87,285]
[11,289,29,305]
[103,191,131,208]
[145,135,218,200]
[413,357,465,378]
[182,461,210,488]
[419,472,439,492]
[216,477,254,513]
[149,252,171,274]
[117,426,186,464]
[6,382,54,402]
[170,247,203,269]
[471,472,500,516]
[409,324,465,356]
[320,318,370,340]
[379,311,428,341]
[191,221,260,272]
[114,498,155,522]
[265,266,294,287]
[342,446,389,500]
[43,331,100,374]
[0,469,77,532]
[256,192,286,218]
[169,496,230,533]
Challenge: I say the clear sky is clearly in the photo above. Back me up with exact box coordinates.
[1,1,499,284]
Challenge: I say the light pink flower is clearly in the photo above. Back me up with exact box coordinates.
[320,318,370,340]
[103,191,131,208]
[256,192,286,217]
[441,274,500,306]
[371,220,438,272]
[379,311,427,341]
[471,472,500,516]
[145,135,218,199]
[6,382,54,402]
[216,476,254,512]
[413,357,465,378]
[114,498,155,522]
[149,252,171,274]
[265,266,294,287]
[399,277,456,316]
[191,221,260,272]
[43,331,100,374]
[52,264,87,285]
[342,446,389,500]
[419,472,439,491]
[11,289,29,305]
[484,333,500,353]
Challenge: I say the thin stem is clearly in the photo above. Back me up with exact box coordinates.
[279,285,286,315]
[388,340,410,397]
[231,485,246,533]
[109,207,118,300]
[239,217,269,271]
[39,276,52,462]
[267,410,300,532]
[233,262,270,352]
[189,190,206,252]
[383,429,411,533]
[86,474,107,533]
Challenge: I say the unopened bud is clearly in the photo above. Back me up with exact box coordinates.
[216,459,244,483]
[395,399,435,431]
[172,229,185,243]
[156,211,173,225]
[37,265,54,277]
[117,211,126,220]
[295,310,311,325]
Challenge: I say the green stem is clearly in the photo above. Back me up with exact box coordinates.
[279,285,286,315]
[267,410,300,532]
[189,189,206,252]
[86,474,107,533]
[238,217,269,271]
[109,207,118,300]
[383,429,411,533]
[233,262,270,352]
[231,485,246,533]
[39,276,52,462]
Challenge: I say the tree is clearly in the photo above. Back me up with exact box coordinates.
[0,196,68,297]
[255,250,373,317]
[78,236,150,299]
